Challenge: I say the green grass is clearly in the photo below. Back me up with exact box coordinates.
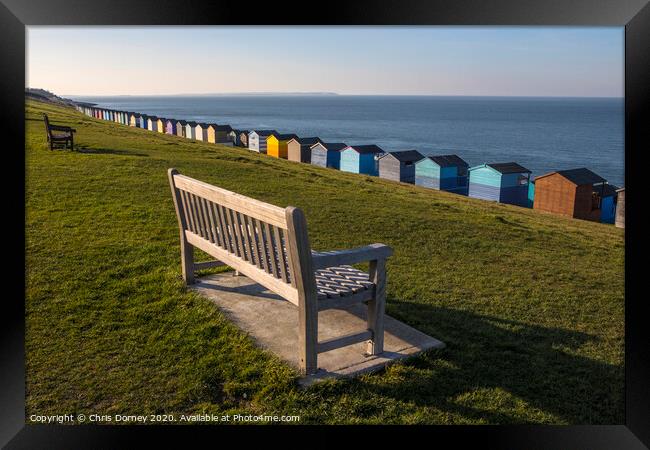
[25,99,624,424]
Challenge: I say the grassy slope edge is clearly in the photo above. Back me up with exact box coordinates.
[25,99,624,424]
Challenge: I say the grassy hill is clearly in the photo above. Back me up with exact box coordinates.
[25,99,624,424]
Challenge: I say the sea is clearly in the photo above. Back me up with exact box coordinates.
[69,95,625,187]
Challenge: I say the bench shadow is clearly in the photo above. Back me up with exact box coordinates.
[192,274,622,423]
[350,297,623,424]
[75,147,149,157]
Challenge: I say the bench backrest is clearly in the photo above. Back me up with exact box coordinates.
[43,114,52,138]
[168,169,316,306]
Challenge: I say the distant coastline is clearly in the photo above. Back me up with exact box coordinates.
[66,93,625,187]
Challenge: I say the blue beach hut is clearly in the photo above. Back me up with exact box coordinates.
[310,142,347,169]
[339,145,384,175]
[139,115,148,129]
[414,154,469,194]
[468,162,532,207]
[599,184,619,224]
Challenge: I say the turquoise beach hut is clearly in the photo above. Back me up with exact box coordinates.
[414,154,469,194]
[527,179,535,208]
[468,162,532,207]
[339,145,384,175]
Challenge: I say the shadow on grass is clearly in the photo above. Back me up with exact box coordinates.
[75,147,149,157]
[358,299,623,424]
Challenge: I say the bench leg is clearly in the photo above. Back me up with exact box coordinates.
[367,259,386,356]
[299,293,318,375]
[181,241,195,285]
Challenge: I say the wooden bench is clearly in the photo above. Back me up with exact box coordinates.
[43,113,75,150]
[168,169,393,375]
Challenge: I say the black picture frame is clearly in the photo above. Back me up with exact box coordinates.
[2,0,648,447]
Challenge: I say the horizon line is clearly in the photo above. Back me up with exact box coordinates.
[61,92,624,99]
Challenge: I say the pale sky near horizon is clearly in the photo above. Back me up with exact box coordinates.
[27,26,624,97]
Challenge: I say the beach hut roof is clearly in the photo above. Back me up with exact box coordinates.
[176,119,187,125]
[186,121,198,126]
[251,130,278,137]
[312,142,347,151]
[554,168,606,185]
[166,118,176,124]
[295,137,321,146]
[486,162,531,174]
[426,154,469,168]
[148,116,159,120]
[209,124,233,132]
[380,150,424,163]
[273,133,298,141]
[347,144,384,154]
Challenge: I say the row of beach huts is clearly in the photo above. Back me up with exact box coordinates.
[73,103,625,228]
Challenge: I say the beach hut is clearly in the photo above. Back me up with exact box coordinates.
[147,116,157,131]
[599,184,619,224]
[310,142,347,169]
[414,154,469,194]
[129,113,140,127]
[615,188,625,228]
[176,120,187,138]
[287,137,321,163]
[139,115,148,129]
[532,168,615,222]
[468,162,532,207]
[228,129,243,146]
[527,179,536,207]
[339,145,385,176]
[239,131,249,148]
[378,150,424,184]
[207,124,233,144]
[193,123,208,141]
[267,133,298,159]
[165,119,177,135]
[156,118,166,133]
[122,112,129,125]
[185,121,198,140]
[248,130,278,153]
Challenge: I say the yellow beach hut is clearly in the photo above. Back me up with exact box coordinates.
[156,118,166,133]
[266,133,298,159]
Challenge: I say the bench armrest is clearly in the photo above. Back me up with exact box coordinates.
[311,243,393,270]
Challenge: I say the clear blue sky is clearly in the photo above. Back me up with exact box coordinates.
[27,26,624,97]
